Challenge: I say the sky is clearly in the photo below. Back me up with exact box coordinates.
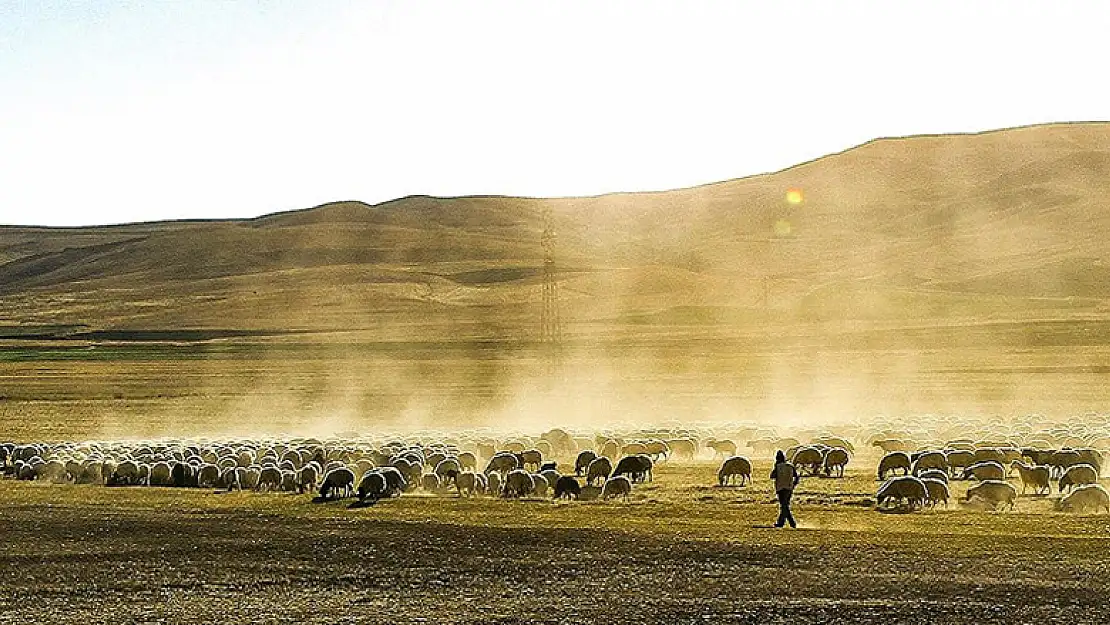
[0,1,1107,227]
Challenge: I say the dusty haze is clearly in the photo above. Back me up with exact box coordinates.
[1,122,1108,439]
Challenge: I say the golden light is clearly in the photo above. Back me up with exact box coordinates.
[786,188,804,205]
[773,219,792,237]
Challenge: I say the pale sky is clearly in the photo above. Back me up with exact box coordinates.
[1,1,1107,227]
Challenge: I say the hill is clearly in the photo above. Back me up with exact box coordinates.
[2,122,1109,344]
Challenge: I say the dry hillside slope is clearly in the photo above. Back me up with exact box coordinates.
[1,122,1108,340]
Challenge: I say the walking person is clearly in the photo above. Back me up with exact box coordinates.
[770,450,799,528]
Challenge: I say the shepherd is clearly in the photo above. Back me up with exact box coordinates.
[770,450,799,528]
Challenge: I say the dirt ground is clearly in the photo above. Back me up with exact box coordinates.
[2,462,1107,625]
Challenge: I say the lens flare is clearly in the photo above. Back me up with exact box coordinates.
[773,219,792,237]
[786,189,804,205]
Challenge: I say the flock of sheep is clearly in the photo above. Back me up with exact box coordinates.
[2,412,1108,515]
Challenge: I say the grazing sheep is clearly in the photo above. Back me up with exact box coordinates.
[706,439,737,459]
[667,438,697,461]
[876,476,927,511]
[319,467,356,500]
[297,465,320,494]
[457,452,477,471]
[531,474,549,497]
[965,480,1017,510]
[575,451,598,476]
[872,438,909,453]
[972,448,1006,465]
[1058,464,1099,493]
[961,461,1005,482]
[1009,461,1050,495]
[1055,484,1110,513]
[644,440,670,463]
[356,471,388,503]
[502,469,535,498]
[257,466,283,491]
[539,469,561,490]
[434,458,461,485]
[791,447,823,476]
[421,473,442,492]
[517,449,543,471]
[612,455,652,483]
[717,456,752,486]
[486,471,502,496]
[877,452,912,480]
[921,478,950,508]
[554,476,582,500]
[149,462,173,487]
[822,447,850,478]
[944,450,975,475]
[484,452,519,476]
[601,476,633,501]
[197,464,221,488]
[600,440,621,460]
[911,451,948,476]
[586,457,613,486]
[456,471,478,497]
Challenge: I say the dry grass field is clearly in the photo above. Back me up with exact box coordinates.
[2,459,1109,624]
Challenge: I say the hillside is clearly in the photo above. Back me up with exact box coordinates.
[2,122,1109,343]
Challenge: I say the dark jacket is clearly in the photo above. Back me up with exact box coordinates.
[770,461,799,492]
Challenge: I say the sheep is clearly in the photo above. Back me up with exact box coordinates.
[486,471,502,496]
[877,452,912,480]
[434,458,461,485]
[1009,461,1050,495]
[612,454,652,483]
[944,450,975,475]
[972,448,1006,465]
[706,439,737,459]
[531,474,549,497]
[421,473,442,492]
[921,478,950,508]
[911,451,948,476]
[822,447,850,478]
[961,461,1005,482]
[554,476,582,500]
[517,449,543,471]
[575,450,598,476]
[717,456,752,486]
[457,452,477,471]
[1058,464,1099,493]
[297,464,320,494]
[319,467,356,500]
[257,466,283,491]
[484,452,519,476]
[149,462,173,486]
[502,469,535,498]
[456,471,478,497]
[356,471,389,503]
[601,475,633,501]
[965,480,1017,510]
[876,476,927,511]
[1055,484,1110,513]
[585,457,613,486]
[644,440,670,463]
[600,439,621,460]
[791,447,823,476]
[666,438,697,461]
[539,468,561,490]
[197,463,221,488]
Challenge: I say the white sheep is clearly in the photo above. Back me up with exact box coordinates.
[1056,484,1110,513]
[717,456,752,486]
[601,475,632,501]
[965,480,1017,511]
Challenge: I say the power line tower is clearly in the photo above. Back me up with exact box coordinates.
[540,205,562,346]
